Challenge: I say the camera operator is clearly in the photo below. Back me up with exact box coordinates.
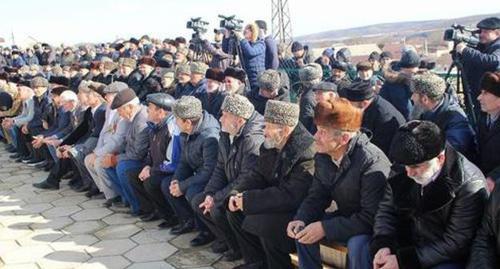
[202,28,232,71]
[255,20,279,70]
[234,23,266,93]
[456,17,500,103]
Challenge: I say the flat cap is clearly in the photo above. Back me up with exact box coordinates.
[121,58,137,69]
[146,93,175,111]
[221,94,255,119]
[30,76,49,88]
[103,81,129,94]
[477,17,500,30]
[331,61,348,71]
[111,88,138,109]
[173,96,202,119]
[312,82,337,92]
[291,41,304,53]
[264,100,299,127]
[0,92,13,111]
[356,61,372,71]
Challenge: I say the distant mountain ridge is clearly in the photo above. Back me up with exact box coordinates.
[296,12,500,43]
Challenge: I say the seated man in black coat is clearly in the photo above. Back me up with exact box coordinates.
[161,96,220,246]
[343,80,406,155]
[227,100,315,269]
[129,93,179,228]
[193,94,264,260]
[289,97,391,269]
[370,121,487,269]
[476,71,500,192]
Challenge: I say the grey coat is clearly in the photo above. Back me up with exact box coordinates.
[118,106,149,162]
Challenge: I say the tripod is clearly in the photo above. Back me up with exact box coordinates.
[445,46,478,133]
[190,33,212,64]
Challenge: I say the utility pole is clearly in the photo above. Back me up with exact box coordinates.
[271,0,293,49]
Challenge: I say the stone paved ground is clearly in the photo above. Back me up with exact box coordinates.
[0,148,242,269]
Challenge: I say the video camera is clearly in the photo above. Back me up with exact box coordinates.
[443,24,480,48]
[218,15,243,32]
[186,17,209,35]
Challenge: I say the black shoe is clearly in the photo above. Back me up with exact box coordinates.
[112,200,129,208]
[74,185,90,193]
[129,210,148,217]
[15,156,27,163]
[140,212,160,222]
[223,249,242,262]
[27,159,45,166]
[85,188,100,198]
[103,196,121,207]
[22,157,35,164]
[170,220,195,235]
[33,180,59,190]
[158,217,179,229]
[34,161,49,169]
[44,163,54,172]
[190,231,215,247]
[6,145,17,153]
[62,171,75,180]
[9,153,21,159]
[211,240,229,254]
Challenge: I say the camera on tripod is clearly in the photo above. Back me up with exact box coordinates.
[187,17,209,36]
[218,15,244,32]
[443,24,480,48]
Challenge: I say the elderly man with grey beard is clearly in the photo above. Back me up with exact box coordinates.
[192,94,264,261]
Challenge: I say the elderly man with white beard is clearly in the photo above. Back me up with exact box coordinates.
[370,120,488,269]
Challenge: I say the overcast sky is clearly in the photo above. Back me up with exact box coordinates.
[0,0,498,46]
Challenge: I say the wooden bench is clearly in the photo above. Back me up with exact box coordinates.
[290,242,348,269]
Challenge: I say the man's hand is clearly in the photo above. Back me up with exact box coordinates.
[21,124,28,134]
[228,194,241,212]
[373,248,392,269]
[42,120,48,130]
[32,136,44,149]
[379,254,399,269]
[138,166,151,181]
[456,42,467,54]
[2,118,13,129]
[287,220,305,239]
[199,195,214,215]
[169,180,183,197]
[295,221,326,244]
[101,154,117,168]
[486,176,496,193]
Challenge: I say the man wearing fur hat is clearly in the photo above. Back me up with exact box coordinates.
[162,96,220,246]
[476,72,500,192]
[411,72,476,160]
[116,58,143,94]
[298,63,323,134]
[173,63,192,99]
[370,121,487,269]
[223,67,247,95]
[193,94,264,260]
[227,100,315,269]
[247,69,290,115]
[379,50,420,120]
[183,62,209,100]
[201,68,226,119]
[136,57,162,101]
[289,97,391,269]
